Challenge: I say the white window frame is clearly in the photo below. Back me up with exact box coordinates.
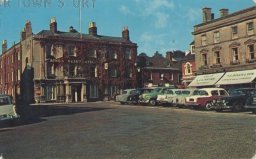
[231,26,238,39]
[232,48,239,62]
[248,44,255,60]
[215,51,221,64]
[213,31,220,43]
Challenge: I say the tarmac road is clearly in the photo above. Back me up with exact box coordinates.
[0,102,256,159]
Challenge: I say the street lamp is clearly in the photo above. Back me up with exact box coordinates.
[134,62,143,88]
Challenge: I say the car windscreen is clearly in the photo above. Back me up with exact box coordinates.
[0,97,10,106]
[122,91,128,94]
[192,90,201,95]
[174,90,182,95]
[181,90,191,95]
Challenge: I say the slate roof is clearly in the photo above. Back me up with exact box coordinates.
[182,52,195,61]
[35,30,136,44]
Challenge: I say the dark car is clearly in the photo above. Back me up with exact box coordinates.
[212,88,256,112]
[244,95,256,114]
[128,88,154,104]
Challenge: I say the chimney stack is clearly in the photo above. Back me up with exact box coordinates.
[2,40,7,54]
[88,22,97,36]
[202,7,212,23]
[122,26,130,41]
[25,20,32,37]
[219,8,229,18]
[20,28,26,41]
[50,17,57,33]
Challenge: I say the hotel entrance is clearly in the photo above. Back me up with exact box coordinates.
[71,84,82,102]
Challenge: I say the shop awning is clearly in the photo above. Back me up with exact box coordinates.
[216,69,256,85]
[188,73,224,87]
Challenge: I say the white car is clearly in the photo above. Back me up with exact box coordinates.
[156,88,176,105]
[0,95,20,122]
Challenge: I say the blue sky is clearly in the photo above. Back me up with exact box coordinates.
[0,0,255,56]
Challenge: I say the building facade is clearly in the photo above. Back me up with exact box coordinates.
[191,6,256,88]
[1,18,138,103]
[136,51,182,88]
[0,41,22,103]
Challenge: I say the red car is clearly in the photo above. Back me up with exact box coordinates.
[185,88,229,110]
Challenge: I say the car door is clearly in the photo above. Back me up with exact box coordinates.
[0,96,14,117]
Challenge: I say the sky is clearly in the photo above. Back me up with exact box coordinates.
[0,0,255,56]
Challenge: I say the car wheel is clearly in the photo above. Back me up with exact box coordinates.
[120,102,125,105]
[215,109,222,112]
[252,109,256,114]
[205,102,212,110]
[149,99,156,106]
[232,102,243,112]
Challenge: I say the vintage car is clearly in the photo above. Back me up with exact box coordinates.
[212,88,256,112]
[128,88,154,104]
[0,95,20,122]
[172,89,197,108]
[156,88,176,106]
[115,89,137,105]
[185,88,228,110]
[244,94,256,114]
[139,87,170,106]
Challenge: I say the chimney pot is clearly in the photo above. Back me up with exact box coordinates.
[88,22,97,36]
[50,17,57,33]
[122,26,130,41]
[220,8,229,18]
[2,40,7,53]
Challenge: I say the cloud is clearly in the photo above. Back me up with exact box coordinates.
[154,12,170,28]
[119,5,133,15]
[139,32,170,54]
[139,0,175,16]
[184,8,201,23]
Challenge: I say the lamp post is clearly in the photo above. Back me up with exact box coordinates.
[134,62,143,88]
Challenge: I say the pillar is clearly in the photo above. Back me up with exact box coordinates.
[81,83,87,102]
[65,83,70,103]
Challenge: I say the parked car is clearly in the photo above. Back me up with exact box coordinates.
[244,94,256,114]
[172,89,197,108]
[115,89,137,105]
[185,88,228,110]
[212,88,256,112]
[0,95,20,122]
[156,88,176,106]
[128,88,154,104]
[139,87,169,106]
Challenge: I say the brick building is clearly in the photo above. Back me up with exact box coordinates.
[136,51,183,87]
[181,41,196,87]
[0,41,22,103]
[1,18,138,103]
[190,6,256,88]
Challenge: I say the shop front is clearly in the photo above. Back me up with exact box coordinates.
[215,69,256,88]
[188,73,224,88]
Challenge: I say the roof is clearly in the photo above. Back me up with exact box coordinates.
[143,67,179,71]
[182,52,195,61]
[194,6,256,28]
[35,30,136,45]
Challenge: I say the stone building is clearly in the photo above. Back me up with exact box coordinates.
[181,41,196,87]
[190,6,256,88]
[1,18,138,103]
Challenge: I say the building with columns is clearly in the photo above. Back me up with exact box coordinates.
[1,18,138,103]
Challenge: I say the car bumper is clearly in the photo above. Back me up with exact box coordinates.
[212,102,232,110]
[138,99,150,104]
[0,114,20,121]
[184,102,201,108]
[244,105,256,109]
